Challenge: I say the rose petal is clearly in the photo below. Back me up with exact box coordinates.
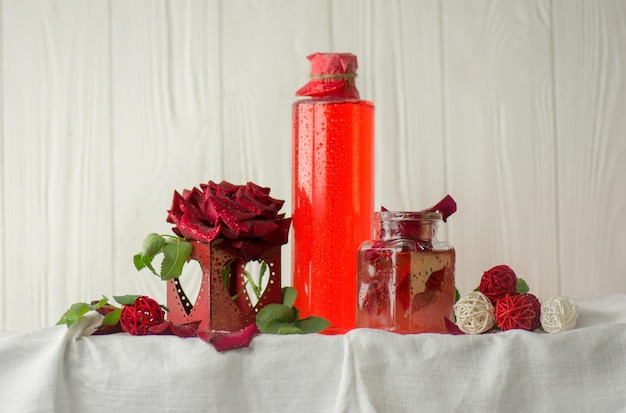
[147,320,201,338]
[197,324,259,352]
[259,217,291,245]
[426,195,457,222]
[425,268,446,292]
[146,321,176,335]
[213,180,238,196]
[92,323,123,335]
[412,289,438,312]
[242,219,279,238]
[166,191,188,226]
[176,211,221,243]
[444,317,465,335]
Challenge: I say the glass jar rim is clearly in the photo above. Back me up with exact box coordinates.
[373,211,442,221]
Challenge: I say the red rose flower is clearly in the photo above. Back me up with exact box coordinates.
[479,265,518,303]
[120,296,165,336]
[166,180,291,260]
[494,293,541,331]
[92,303,123,335]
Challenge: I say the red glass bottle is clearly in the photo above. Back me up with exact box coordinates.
[292,53,374,334]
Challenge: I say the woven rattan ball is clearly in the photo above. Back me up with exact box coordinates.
[540,296,578,334]
[453,291,495,334]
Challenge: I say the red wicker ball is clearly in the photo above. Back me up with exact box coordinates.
[479,265,518,303]
[120,296,165,336]
[495,293,541,331]
[526,293,542,330]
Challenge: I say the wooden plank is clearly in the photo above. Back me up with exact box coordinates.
[218,0,332,287]
[218,0,331,194]
[441,0,559,298]
[332,0,448,213]
[110,0,226,301]
[552,0,626,297]
[0,1,4,328]
[1,0,112,330]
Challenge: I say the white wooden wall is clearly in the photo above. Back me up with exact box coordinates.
[1,0,625,332]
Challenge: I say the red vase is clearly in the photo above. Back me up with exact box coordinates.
[166,240,282,332]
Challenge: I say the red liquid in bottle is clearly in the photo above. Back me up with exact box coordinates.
[292,98,374,334]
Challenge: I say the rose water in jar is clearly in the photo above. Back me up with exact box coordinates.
[356,197,456,333]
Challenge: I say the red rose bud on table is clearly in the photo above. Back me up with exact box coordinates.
[166,180,291,261]
[92,303,123,335]
[120,296,165,336]
[494,293,541,331]
[479,265,518,304]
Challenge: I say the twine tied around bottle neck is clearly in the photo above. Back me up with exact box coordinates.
[309,72,357,81]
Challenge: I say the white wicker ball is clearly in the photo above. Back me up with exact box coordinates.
[453,291,495,334]
[540,296,578,334]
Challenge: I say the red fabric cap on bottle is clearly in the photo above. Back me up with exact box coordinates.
[295,52,360,98]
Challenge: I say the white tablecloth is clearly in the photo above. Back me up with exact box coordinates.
[2,294,626,412]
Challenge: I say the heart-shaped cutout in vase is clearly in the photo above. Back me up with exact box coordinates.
[172,259,203,316]
[222,258,271,316]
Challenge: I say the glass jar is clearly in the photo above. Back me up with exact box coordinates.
[356,211,455,333]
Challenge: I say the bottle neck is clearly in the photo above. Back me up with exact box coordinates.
[374,212,441,242]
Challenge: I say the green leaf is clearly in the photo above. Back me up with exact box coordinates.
[243,269,260,298]
[277,325,304,334]
[133,253,146,271]
[57,302,91,328]
[257,319,293,334]
[256,304,295,332]
[292,307,301,322]
[282,286,298,308]
[160,238,192,280]
[142,233,165,257]
[257,303,295,323]
[256,287,331,335]
[222,265,231,291]
[454,287,461,303]
[517,278,530,294]
[113,295,140,305]
[101,308,122,326]
[141,254,158,276]
[258,261,267,293]
[296,316,330,333]
[91,296,109,309]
